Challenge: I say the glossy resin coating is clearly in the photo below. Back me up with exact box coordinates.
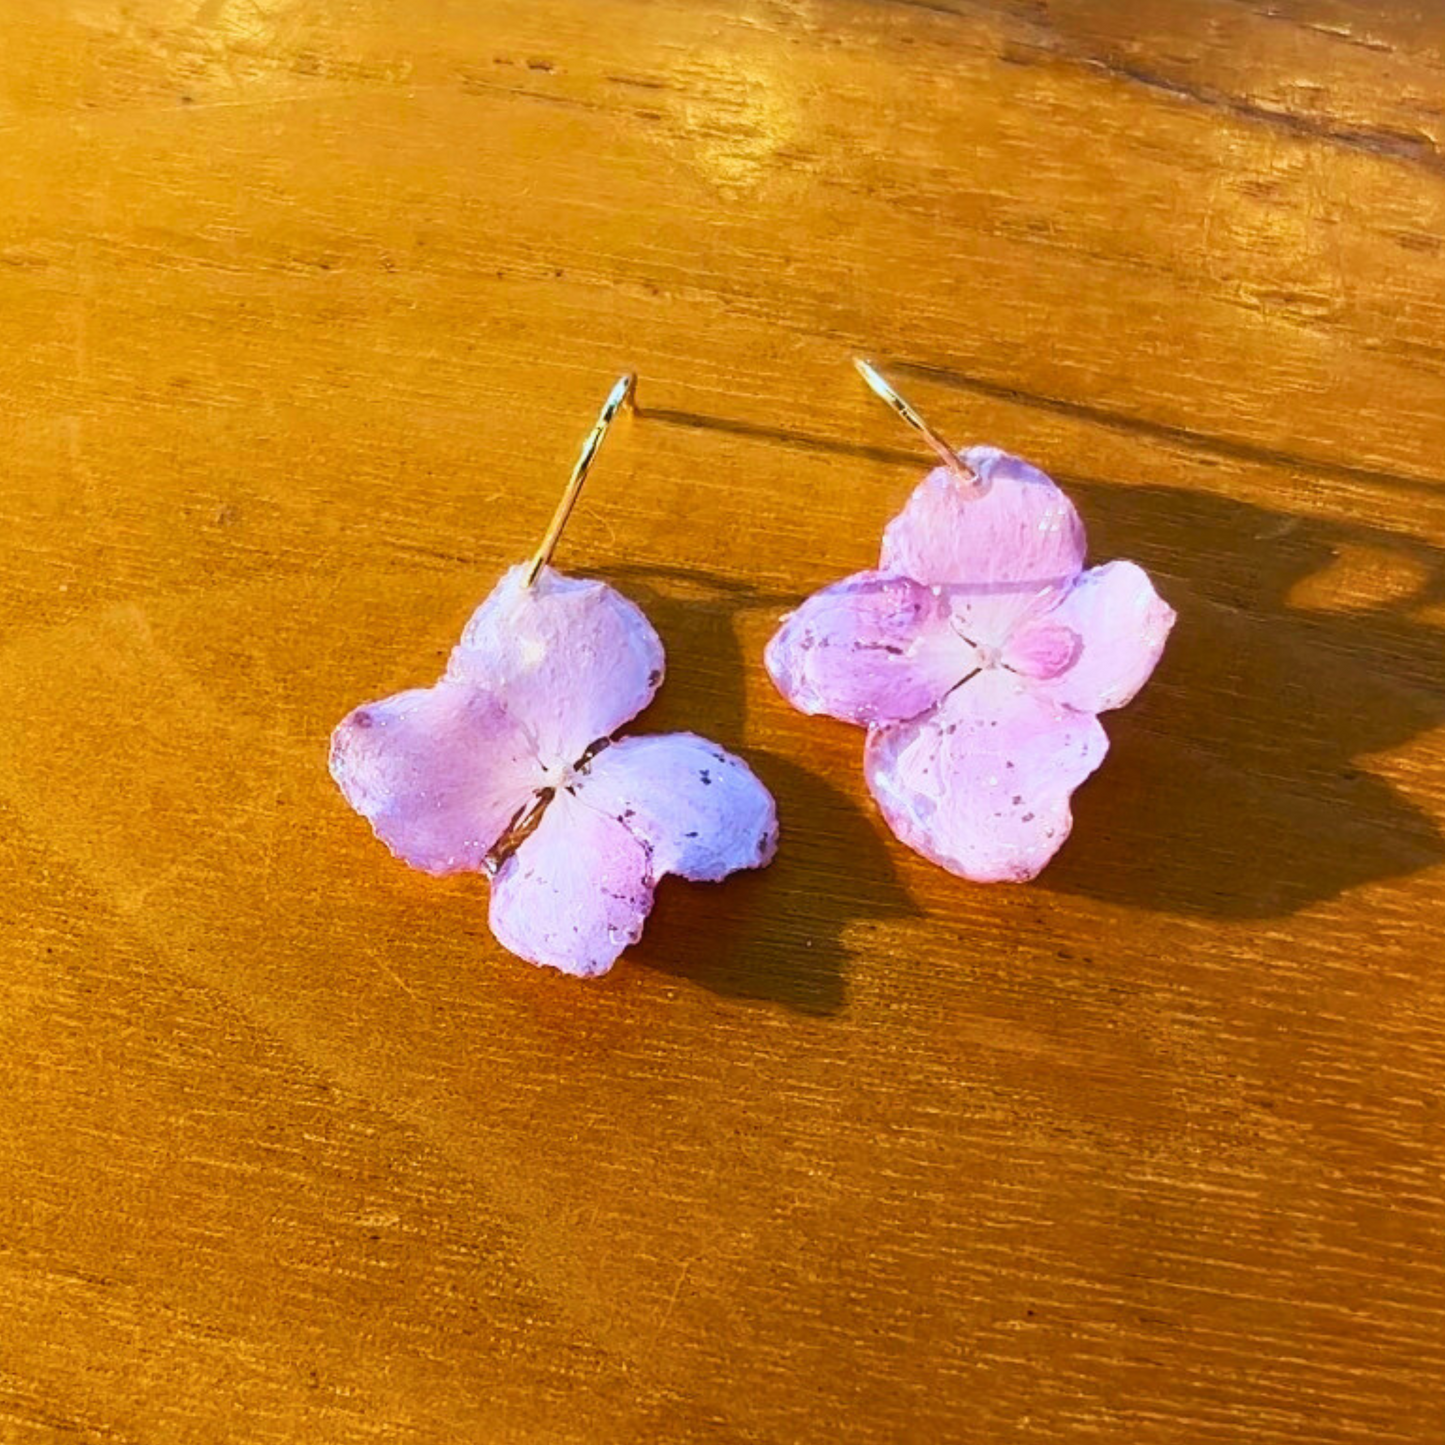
[333,565,777,975]
[766,447,1174,882]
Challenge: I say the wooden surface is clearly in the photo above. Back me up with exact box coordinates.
[2,1,1444,1441]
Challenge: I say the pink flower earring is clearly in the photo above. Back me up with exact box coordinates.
[331,374,778,978]
[766,360,1175,884]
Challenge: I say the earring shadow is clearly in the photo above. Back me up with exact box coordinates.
[1038,478,1445,917]
[599,564,918,1014]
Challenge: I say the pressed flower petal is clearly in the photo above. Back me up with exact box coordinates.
[578,733,778,882]
[448,564,664,773]
[864,669,1107,882]
[330,682,541,876]
[764,571,974,726]
[1021,561,1176,713]
[335,565,779,974]
[488,790,654,977]
[881,446,1087,593]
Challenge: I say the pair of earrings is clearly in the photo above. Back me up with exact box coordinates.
[330,363,1175,978]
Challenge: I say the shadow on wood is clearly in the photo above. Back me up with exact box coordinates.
[603,564,918,1014]
[1046,480,1445,917]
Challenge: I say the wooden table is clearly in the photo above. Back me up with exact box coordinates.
[3,2,1443,1440]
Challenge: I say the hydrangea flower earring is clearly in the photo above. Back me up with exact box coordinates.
[766,361,1175,884]
[331,374,778,977]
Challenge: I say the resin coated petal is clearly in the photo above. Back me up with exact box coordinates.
[1021,561,1176,714]
[448,564,664,772]
[578,733,779,882]
[330,682,540,876]
[880,447,1086,592]
[488,790,654,977]
[764,571,973,727]
[865,669,1107,882]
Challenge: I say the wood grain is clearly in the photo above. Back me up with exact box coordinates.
[1,1,1443,1440]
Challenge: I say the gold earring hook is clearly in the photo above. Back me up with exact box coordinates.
[853,358,975,484]
[525,371,637,586]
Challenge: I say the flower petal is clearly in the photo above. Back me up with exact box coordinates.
[880,446,1086,592]
[330,682,541,876]
[577,733,778,882]
[864,669,1107,882]
[764,571,973,726]
[488,790,653,977]
[448,565,664,772]
[1019,561,1176,713]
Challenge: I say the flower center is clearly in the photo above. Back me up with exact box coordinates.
[540,735,612,794]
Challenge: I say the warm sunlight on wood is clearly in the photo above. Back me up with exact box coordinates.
[1,2,1443,1441]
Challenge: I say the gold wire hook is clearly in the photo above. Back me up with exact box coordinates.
[853,358,975,484]
[525,372,637,586]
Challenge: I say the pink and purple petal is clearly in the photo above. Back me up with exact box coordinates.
[577,733,778,882]
[488,790,654,977]
[330,682,541,876]
[447,565,665,772]
[1017,561,1176,713]
[864,669,1107,883]
[881,446,1086,594]
[764,571,974,726]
